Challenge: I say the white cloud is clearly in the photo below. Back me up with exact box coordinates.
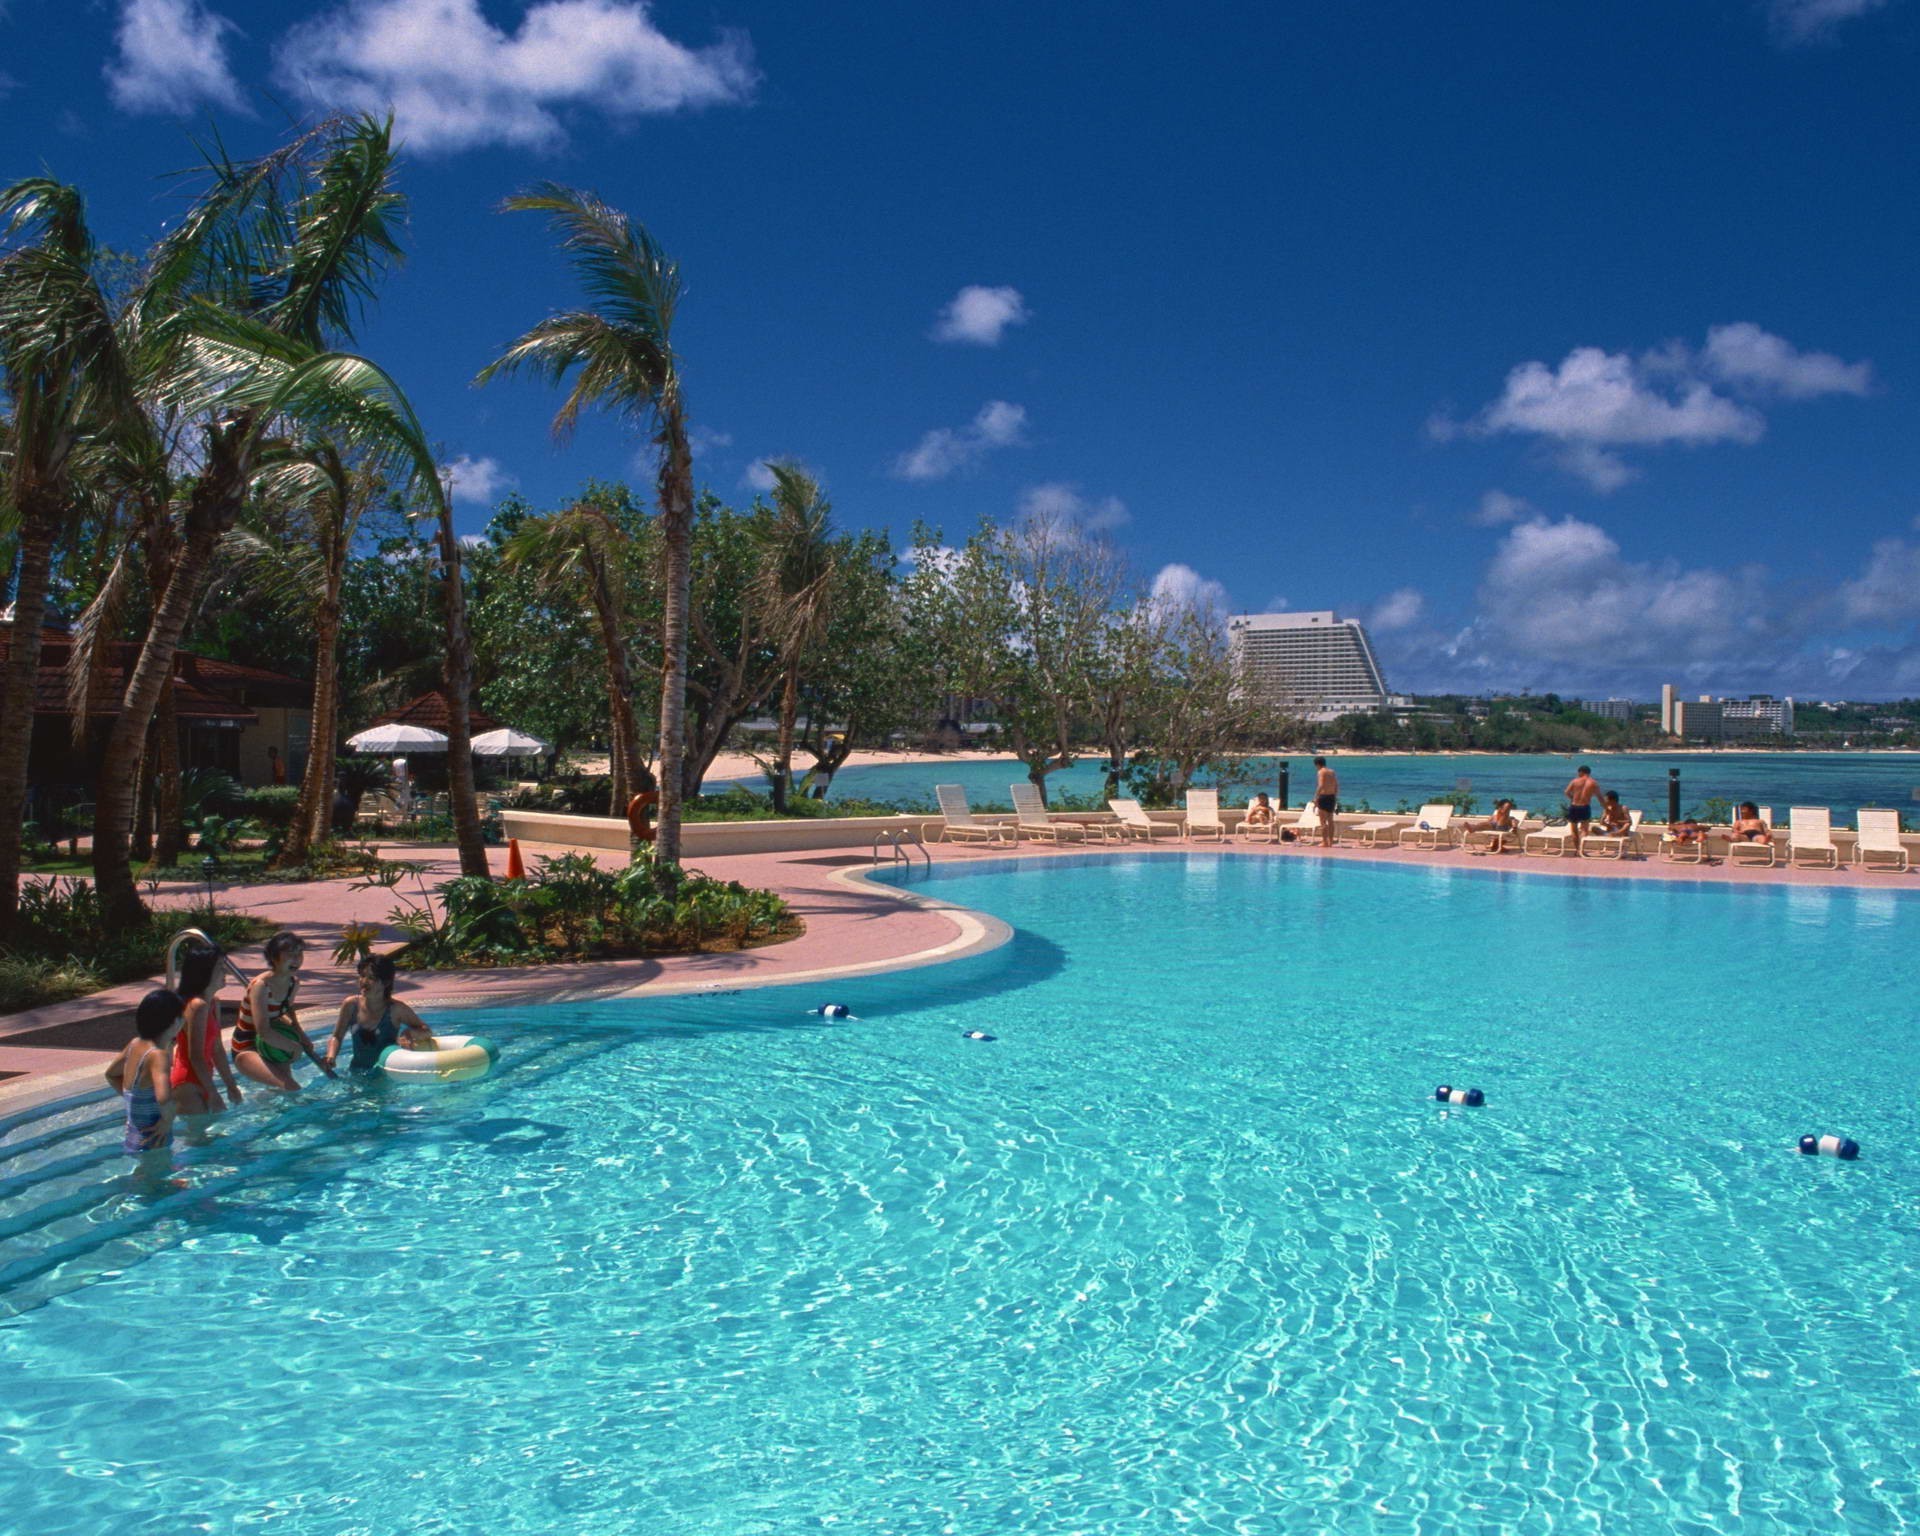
[686,424,733,455]
[1840,538,1920,624]
[1016,482,1129,536]
[891,400,1028,481]
[1698,322,1872,399]
[441,454,512,503]
[274,0,757,153]
[1472,489,1533,527]
[931,285,1029,346]
[1465,515,1765,668]
[1768,0,1889,44]
[1149,563,1229,616]
[106,0,246,115]
[741,459,777,493]
[1370,587,1425,632]
[1448,326,1870,491]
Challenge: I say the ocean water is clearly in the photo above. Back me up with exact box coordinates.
[715,750,1920,821]
[2,854,1917,1533]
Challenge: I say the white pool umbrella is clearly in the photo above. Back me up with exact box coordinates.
[470,727,550,757]
[346,723,449,754]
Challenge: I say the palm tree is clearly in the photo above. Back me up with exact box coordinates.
[478,184,696,864]
[502,502,650,814]
[0,178,128,934]
[88,116,450,926]
[249,440,382,865]
[431,477,490,879]
[752,464,841,814]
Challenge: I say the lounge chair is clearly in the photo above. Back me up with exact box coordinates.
[1854,809,1911,873]
[1522,820,1575,857]
[1727,807,1776,867]
[1184,789,1229,842]
[1788,806,1839,870]
[1397,805,1457,851]
[1009,782,1088,843]
[1658,823,1712,864]
[1108,798,1181,841]
[1463,816,1535,856]
[935,784,1013,846]
[1279,804,1328,843]
[1238,803,1280,843]
[1580,809,1644,860]
[1347,817,1399,847]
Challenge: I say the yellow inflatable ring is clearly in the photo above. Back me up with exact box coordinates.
[377,1034,497,1083]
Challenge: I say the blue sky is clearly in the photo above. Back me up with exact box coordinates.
[4,0,1919,698]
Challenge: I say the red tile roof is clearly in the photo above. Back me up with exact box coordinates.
[371,689,500,735]
[0,622,304,723]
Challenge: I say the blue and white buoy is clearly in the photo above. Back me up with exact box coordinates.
[1799,1133,1859,1160]
[1435,1084,1485,1107]
[811,1003,854,1019]
[961,1030,996,1042]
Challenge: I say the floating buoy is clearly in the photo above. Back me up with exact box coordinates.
[811,1003,854,1019]
[1435,1084,1485,1107]
[1799,1134,1859,1160]
[961,1030,996,1042]
[379,1034,497,1083]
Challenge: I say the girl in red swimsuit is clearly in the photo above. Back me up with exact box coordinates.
[170,944,243,1132]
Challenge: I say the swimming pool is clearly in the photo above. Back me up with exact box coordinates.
[3,854,1917,1533]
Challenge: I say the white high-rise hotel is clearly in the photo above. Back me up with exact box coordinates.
[1227,611,1390,718]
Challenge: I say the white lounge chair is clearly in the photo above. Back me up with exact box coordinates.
[935,784,1013,846]
[1009,782,1087,843]
[1184,788,1228,842]
[1850,810,1912,871]
[1788,806,1838,870]
[1659,823,1712,864]
[1854,809,1911,873]
[1728,807,1776,867]
[1397,805,1456,851]
[1280,804,1327,843]
[1237,802,1280,843]
[1580,809,1644,860]
[1347,817,1399,847]
[1108,798,1180,841]
[1463,815,1533,856]
[1523,821,1575,857]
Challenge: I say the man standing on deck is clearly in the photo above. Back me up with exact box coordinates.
[1313,756,1338,847]
[1564,764,1601,852]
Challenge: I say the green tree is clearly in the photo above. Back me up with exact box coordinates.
[480,185,698,864]
[752,463,842,813]
[0,178,128,933]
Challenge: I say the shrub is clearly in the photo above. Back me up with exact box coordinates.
[245,785,303,829]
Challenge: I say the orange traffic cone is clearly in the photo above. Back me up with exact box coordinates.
[505,837,525,880]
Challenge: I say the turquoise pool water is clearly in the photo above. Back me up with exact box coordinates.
[4,855,1918,1533]
[720,749,1920,821]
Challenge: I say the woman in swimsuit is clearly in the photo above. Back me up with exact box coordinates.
[106,990,186,1164]
[1243,793,1275,832]
[170,943,243,1134]
[326,953,433,1074]
[234,931,334,1091]
[1732,803,1771,843]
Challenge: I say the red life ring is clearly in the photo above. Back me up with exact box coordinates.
[626,792,658,843]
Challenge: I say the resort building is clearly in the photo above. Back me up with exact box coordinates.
[1227,610,1390,719]
[1579,698,1638,721]
[1669,692,1796,743]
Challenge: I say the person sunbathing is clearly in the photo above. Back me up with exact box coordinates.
[1474,799,1519,834]
[1732,803,1771,842]
[1243,793,1275,832]
[1671,816,1706,845]
[1596,792,1632,838]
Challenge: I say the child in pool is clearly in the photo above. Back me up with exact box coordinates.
[107,990,187,1161]
[326,953,433,1072]
[234,931,334,1091]
[170,942,243,1134]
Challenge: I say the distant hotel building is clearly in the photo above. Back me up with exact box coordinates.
[1228,611,1390,719]
[1662,687,1795,742]
[1579,698,1638,721]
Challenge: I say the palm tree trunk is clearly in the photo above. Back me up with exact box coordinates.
[652,413,695,865]
[770,662,799,815]
[0,514,57,935]
[92,516,222,927]
[587,555,647,816]
[131,735,155,863]
[282,588,341,863]
[437,503,490,880]
[151,687,185,865]
[606,684,628,814]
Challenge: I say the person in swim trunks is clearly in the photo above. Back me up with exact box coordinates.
[234,931,334,1092]
[107,990,186,1164]
[1563,764,1601,852]
[325,953,433,1074]
[1313,756,1339,847]
[170,943,243,1135]
[1596,791,1633,839]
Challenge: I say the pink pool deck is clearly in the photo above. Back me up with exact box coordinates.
[2,830,1912,1113]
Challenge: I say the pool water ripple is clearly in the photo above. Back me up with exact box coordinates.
[2,852,1917,1533]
